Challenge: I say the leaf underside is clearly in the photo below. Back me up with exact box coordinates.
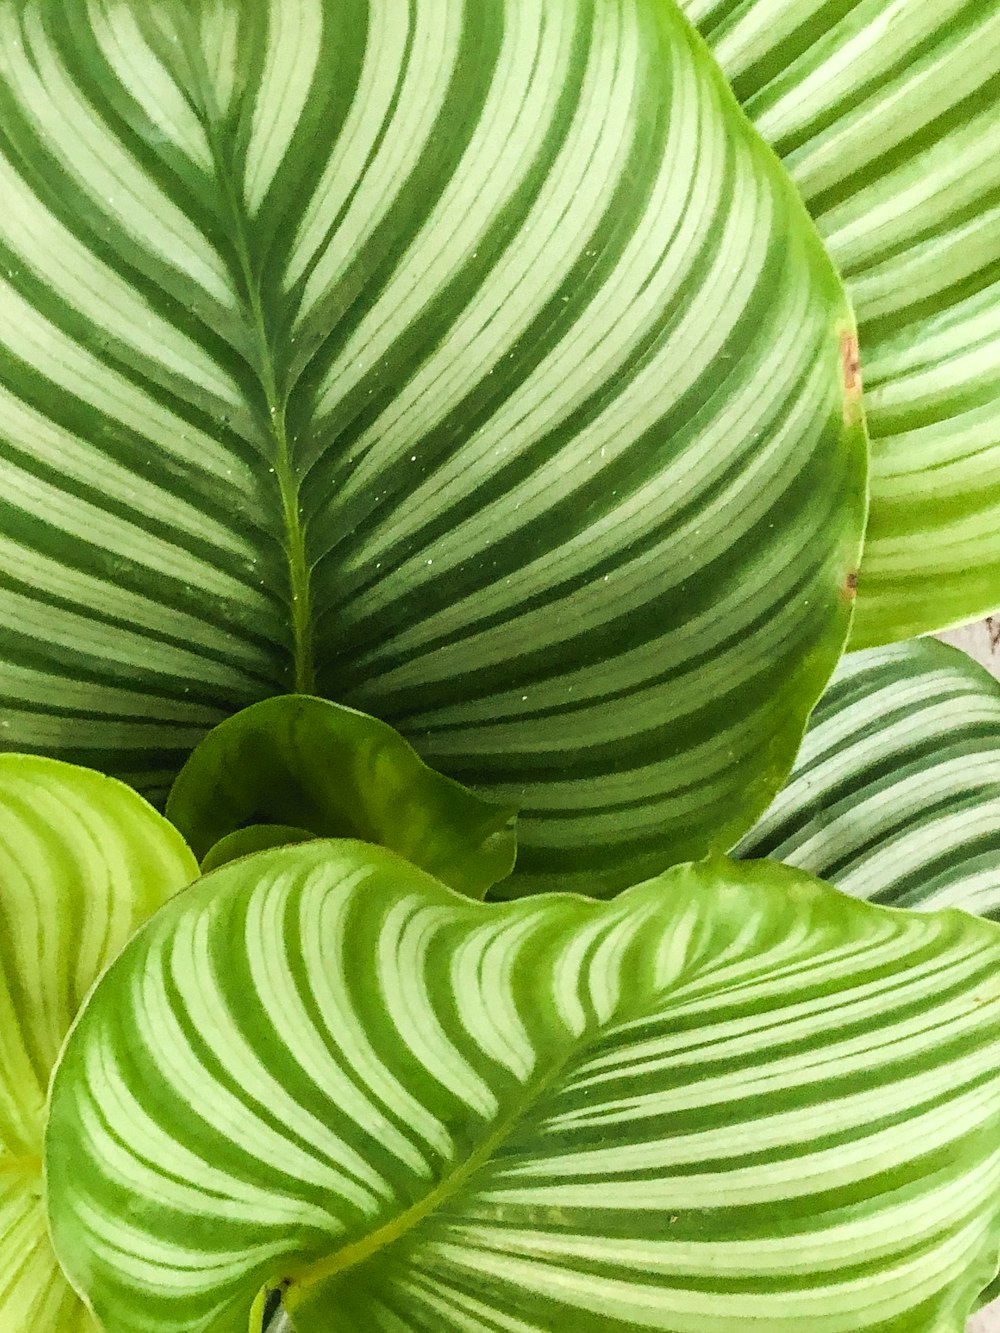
[0,0,865,893]
[736,638,1000,922]
[47,842,1000,1333]
[0,755,196,1332]
[683,0,1000,643]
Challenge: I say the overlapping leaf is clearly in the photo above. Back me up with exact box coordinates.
[736,638,1000,920]
[0,0,865,893]
[0,755,197,1332]
[48,841,1000,1333]
[166,695,516,896]
[682,0,1000,642]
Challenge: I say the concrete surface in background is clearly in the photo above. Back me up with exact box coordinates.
[935,622,1000,1332]
[971,1301,1000,1333]
[938,619,1000,682]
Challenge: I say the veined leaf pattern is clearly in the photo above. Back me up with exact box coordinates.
[47,841,1000,1332]
[0,0,865,892]
[0,755,196,1332]
[737,639,1000,921]
[682,0,1000,642]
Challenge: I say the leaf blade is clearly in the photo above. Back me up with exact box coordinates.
[166,695,517,898]
[46,842,1000,1332]
[0,0,866,889]
[0,754,197,1333]
[735,638,1000,921]
[682,0,1000,642]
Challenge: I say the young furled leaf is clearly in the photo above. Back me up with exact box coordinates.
[166,695,516,897]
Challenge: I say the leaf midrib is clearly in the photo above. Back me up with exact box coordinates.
[228,226,314,696]
[189,40,315,694]
[281,1107,520,1305]
[281,1032,585,1310]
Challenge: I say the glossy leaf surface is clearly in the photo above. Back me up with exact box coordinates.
[736,639,1000,920]
[0,0,865,893]
[682,0,1000,642]
[47,842,1000,1332]
[166,695,516,897]
[0,755,196,1332]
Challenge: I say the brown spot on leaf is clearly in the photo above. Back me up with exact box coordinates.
[840,330,862,424]
[844,570,858,598]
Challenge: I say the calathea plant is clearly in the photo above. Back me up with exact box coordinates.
[0,1,998,1331]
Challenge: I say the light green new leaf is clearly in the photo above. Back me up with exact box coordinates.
[0,0,866,894]
[0,755,197,1333]
[735,638,1000,920]
[166,695,516,897]
[681,0,1000,643]
[47,841,1000,1333]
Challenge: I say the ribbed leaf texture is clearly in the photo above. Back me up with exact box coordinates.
[736,638,1000,921]
[682,0,1000,642]
[0,0,866,893]
[47,842,1000,1332]
[0,756,196,1332]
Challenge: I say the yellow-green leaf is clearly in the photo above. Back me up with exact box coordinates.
[0,755,197,1332]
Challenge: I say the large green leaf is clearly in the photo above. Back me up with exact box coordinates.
[746,637,1000,1311]
[735,638,1000,920]
[0,754,197,1332]
[735,639,1000,1320]
[166,695,517,897]
[0,0,865,894]
[47,841,1000,1333]
[681,0,1000,643]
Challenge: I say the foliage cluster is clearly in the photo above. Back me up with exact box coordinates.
[1,2,1000,1330]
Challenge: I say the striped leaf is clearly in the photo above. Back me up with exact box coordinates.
[0,0,866,894]
[0,755,197,1332]
[47,841,1000,1333]
[166,695,516,897]
[681,0,1000,643]
[735,638,1000,919]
